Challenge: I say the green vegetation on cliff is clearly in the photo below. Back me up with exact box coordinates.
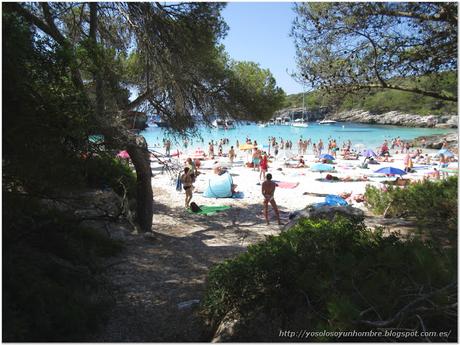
[285,72,457,115]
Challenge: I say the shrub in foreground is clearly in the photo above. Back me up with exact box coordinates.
[365,176,457,241]
[202,217,456,342]
[85,155,137,199]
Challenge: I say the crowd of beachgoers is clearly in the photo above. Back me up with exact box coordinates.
[144,134,457,225]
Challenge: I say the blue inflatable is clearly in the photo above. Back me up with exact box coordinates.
[203,172,233,198]
[325,194,348,206]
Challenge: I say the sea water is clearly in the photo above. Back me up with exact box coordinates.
[141,122,455,152]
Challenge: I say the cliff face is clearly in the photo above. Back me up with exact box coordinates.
[329,110,458,128]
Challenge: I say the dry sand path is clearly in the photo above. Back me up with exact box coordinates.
[91,186,285,342]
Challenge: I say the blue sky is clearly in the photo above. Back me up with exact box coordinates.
[221,2,303,95]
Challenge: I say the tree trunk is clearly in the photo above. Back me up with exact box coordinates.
[127,136,153,233]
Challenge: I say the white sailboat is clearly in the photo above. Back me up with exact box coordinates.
[292,118,309,127]
[212,118,236,129]
[318,119,337,125]
[292,88,309,127]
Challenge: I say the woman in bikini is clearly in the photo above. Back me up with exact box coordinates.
[180,167,194,208]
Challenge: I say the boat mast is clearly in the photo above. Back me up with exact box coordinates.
[302,86,305,121]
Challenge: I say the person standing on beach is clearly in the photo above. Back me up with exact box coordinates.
[165,139,171,157]
[404,153,413,173]
[229,146,236,163]
[318,139,324,156]
[442,138,448,149]
[313,143,318,157]
[208,142,214,158]
[180,167,194,208]
[262,173,281,225]
[252,148,261,171]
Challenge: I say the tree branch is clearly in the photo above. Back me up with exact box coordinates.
[377,9,457,25]
[8,3,65,45]
[365,83,457,102]
[357,282,457,328]
[41,3,68,45]
[125,89,153,110]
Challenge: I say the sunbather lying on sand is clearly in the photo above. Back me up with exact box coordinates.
[384,177,412,187]
[317,174,369,182]
[339,192,365,203]
[377,156,394,162]
[342,154,359,160]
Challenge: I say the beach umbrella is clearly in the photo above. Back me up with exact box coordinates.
[436,149,454,157]
[117,150,130,159]
[373,167,407,176]
[319,153,335,160]
[310,163,335,172]
[361,149,377,158]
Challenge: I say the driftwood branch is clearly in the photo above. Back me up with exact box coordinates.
[357,282,457,328]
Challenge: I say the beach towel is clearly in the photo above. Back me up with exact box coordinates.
[310,195,348,208]
[440,168,459,174]
[175,173,182,191]
[325,194,348,206]
[187,205,231,215]
[274,181,299,189]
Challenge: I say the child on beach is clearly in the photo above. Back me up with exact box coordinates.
[252,148,261,171]
[260,152,268,180]
[261,173,282,225]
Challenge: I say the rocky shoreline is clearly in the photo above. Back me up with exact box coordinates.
[276,108,457,129]
[329,110,457,129]
[409,132,458,150]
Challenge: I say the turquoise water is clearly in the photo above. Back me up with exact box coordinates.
[141,122,454,151]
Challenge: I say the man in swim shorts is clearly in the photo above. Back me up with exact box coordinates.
[261,173,282,225]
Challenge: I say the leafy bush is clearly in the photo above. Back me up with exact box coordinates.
[365,176,458,240]
[3,193,123,341]
[85,155,137,199]
[202,217,456,341]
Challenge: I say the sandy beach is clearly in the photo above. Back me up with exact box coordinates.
[150,147,449,222]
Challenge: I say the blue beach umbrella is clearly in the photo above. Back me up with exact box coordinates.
[436,149,454,157]
[310,163,335,172]
[373,167,407,176]
[361,149,377,158]
[319,153,335,160]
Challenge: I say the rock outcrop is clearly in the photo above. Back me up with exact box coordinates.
[285,204,365,231]
[410,132,458,150]
[329,110,458,128]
